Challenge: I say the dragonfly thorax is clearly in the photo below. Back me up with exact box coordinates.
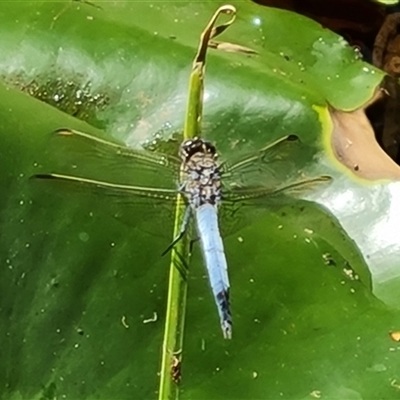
[179,139,222,208]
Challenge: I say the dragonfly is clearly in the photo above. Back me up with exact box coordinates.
[35,128,330,339]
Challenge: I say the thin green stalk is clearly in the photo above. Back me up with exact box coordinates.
[158,6,236,400]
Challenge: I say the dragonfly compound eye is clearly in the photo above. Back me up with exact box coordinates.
[179,139,216,161]
[180,138,217,161]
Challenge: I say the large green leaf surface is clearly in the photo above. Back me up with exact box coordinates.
[1,2,400,399]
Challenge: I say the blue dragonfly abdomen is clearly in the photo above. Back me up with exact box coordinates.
[195,203,232,339]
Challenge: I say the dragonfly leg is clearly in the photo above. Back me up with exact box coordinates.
[161,206,191,256]
[189,237,200,254]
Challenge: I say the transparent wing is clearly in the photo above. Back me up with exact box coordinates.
[221,134,315,190]
[219,175,332,238]
[43,128,181,189]
[224,176,332,202]
[33,171,186,243]
[34,173,178,200]
[34,128,184,241]
[218,134,331,237]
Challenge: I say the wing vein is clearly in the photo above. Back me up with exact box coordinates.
[34,173,178,199]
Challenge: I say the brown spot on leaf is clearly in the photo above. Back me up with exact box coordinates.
[331,89,400,180]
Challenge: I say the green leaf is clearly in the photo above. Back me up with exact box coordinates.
[1,2,399,400]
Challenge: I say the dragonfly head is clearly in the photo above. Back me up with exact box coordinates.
[179,138,217,162]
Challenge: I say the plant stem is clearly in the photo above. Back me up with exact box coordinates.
[158,6,236,400]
